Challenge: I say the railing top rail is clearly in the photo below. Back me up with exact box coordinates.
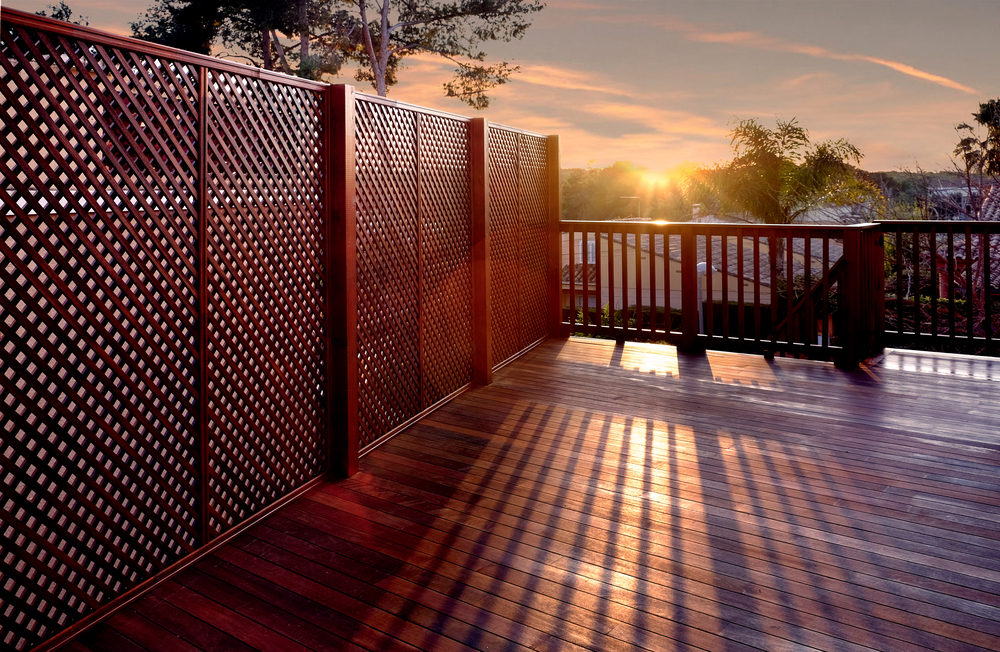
[2,7,329,91]
[877,220,999,231]
[355,92,474,123]
[488,122,550,138]
[559,220,878,234]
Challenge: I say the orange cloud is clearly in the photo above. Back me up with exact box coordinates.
[673,22,977,94]
[516,64,638,97]
[582,102,730,139]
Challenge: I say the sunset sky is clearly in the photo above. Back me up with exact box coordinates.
[9,0,999,172]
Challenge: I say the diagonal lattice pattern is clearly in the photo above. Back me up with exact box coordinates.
[419,114,473,406]
[518,134,550,344]
[2,24,201,651]
[1,20,329,652]
[354,100,476,450]
[354,99,421,448]
[204,71,327,536]
[488,127,521,366]
[488,127,549,367]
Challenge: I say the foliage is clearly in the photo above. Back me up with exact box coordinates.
[351,0,543,109]
[130,0,221,55]
[131,0,358,80]
[130,0,541,102]
[35,2,89,25]
[955,98,1000,178]
[694,117,880,225]
[561,161,692,221]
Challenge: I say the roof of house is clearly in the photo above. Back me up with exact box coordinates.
[563,231,845,288]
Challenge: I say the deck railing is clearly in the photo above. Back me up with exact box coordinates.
[879,220,1000,355]
[559,221,885,366]
[1,9,556,651]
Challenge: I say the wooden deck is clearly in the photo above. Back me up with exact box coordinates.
[66,338,1000,652]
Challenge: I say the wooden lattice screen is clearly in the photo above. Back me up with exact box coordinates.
[1,15,330,651]
[353,97,475,452]
[489,126,550,367]
[2,9,557,650]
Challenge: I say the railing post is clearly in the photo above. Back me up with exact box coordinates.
[864,225,886,358]
[679,225,700,352]
[196,65,211,545]
[837,228,861,368]
[470,118,492,384]
[547,134,564,338]
[329,84,358,476]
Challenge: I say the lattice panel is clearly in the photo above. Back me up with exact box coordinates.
[204,71,327,536]
[488,127,521,366]
[518,134,550,344]
[419,114,473,406]
[354,98,420,448]
[2,24,200,652]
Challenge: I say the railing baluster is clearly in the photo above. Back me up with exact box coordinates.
[649,233,658,334]
[635,230,643,333]
[947,227,955,342]
[770,229,778,351]
[665,232,673,334]
[913,225,921,340]
[621,228,629,332]
[721,232,729,339]
[737,229,745,343]
[987,225,994,354]
[754,233,762,345]
[930,223,938,341]
[786,231,794,346]
[966,226,973,342]
[596,230,603,334]
[822,235,829,351]
[608,226,615,331]
[582,231,589,329]
[569,227,576,332]
[705,232,714,338]
[894,226,903,335]
[804,232,812,347]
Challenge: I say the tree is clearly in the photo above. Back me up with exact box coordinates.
[130,0,542,106]
[949,99,1000,340]
[696,117,879,225]
[351,0,543,109]
[35,1,89,25]
[561,162,691,222]
[692,117,879,277]
[130,0,221,55]
[131,0,358,80]
[953,98,1000,220]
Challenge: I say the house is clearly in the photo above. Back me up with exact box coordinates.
[561,219,844,312]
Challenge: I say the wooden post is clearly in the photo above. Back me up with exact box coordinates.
[470,118,492,385]
[679,225,700,352]
[863,225,886,359]
[836,227,860,369]
[329,84,358,476]
[547,134,564,338]
[195,65,211,544]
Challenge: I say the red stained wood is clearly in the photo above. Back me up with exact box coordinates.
[73,339,1000,652]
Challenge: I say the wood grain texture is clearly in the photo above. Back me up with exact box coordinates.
[68,339,1000,652]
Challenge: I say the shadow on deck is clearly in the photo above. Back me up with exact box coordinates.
[67,338,1000,652]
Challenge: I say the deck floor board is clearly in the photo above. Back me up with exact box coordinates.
[70,339,1000,652]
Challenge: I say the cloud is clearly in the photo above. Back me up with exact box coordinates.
[669,22,977,95]
[381,53,731,169]
[581,102,729,139]
[516,64,638,97]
